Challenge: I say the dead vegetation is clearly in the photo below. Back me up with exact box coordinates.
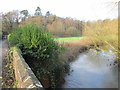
[59,38,93,62]
[2,50,17,88]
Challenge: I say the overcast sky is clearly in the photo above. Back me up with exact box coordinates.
[0,0,118,21]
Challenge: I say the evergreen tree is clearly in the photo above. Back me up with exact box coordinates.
[34,7,42,16]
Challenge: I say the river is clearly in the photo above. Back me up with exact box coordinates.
[62,49,119,88]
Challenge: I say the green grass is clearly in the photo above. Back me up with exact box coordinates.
[55,37,83,42]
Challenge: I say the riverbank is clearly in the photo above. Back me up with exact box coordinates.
[58,37,119,70]
[59,37,94,63]
[58,37,119,88]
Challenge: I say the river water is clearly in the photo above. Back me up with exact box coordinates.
[62,49,119,88]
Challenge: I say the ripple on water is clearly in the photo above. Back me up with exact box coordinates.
[62,49,119,88]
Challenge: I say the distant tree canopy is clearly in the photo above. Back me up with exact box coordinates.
[84,18,118,52]
[1,7,84,37]
[2,7,117,38]
[2,10,19,34]
[20,16,83,37]
[34,7,42,16]
[20,10,29,17]
[20,10,29,21]
[46,11,51,17]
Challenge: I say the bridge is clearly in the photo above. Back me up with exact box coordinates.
[0,40,43,89]
[0,40,8,89]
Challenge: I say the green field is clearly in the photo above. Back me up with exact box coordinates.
[55,37,83,42]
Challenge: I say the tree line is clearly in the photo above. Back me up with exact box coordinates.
[1,7,83,37]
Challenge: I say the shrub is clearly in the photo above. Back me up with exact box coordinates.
[8,25,65,87]
[84,19,119,62]
[8,25,62,60]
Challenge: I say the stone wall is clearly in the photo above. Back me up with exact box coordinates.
[12,47,43,89]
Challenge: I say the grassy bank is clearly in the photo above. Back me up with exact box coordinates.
[59,37,93,62]
[58,35,119,65]
[55,37,83,42]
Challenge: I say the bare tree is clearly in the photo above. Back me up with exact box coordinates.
[2,10,20,34]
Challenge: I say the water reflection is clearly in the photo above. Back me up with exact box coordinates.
[62,49,118,88]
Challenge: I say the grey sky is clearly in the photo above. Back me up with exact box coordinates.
[0,0,118,21]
